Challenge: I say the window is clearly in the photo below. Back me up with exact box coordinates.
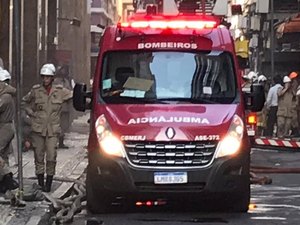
[100,51,237,104]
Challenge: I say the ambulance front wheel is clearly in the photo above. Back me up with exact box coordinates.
[86,166,111,214]
[230,184,250,212]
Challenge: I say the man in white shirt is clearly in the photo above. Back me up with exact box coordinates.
[264,75,283,137]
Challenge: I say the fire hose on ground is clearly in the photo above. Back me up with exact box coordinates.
[250,165,300,185]
[42,176,86,225]
[46,166,299,223]
[3,166,300,223]
[12,176,87,224]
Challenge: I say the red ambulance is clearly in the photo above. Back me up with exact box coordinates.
[73,8,265,213]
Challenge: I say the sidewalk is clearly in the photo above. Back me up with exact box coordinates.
[0,113,89,225]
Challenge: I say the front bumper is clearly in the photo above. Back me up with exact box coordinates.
[88,149,250,198]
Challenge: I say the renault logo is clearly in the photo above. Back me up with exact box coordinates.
[166,127,175,139]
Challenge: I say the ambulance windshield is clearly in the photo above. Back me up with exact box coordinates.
[100,51,237,104]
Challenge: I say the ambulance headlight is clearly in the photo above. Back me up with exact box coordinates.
[95,115,125,158]
[215,115,244,158]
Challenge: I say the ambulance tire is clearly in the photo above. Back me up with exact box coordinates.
[249,136,255,146]
[230,150,251,212]
[230,184,250,213]
[86,166,111,214]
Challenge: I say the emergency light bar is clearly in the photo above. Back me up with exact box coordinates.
[119,15,219,30]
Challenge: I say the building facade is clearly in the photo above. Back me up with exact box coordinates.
[117,0,134,22]
[90,0,119,76]
[229,0,300,77]
[0,0,91,95]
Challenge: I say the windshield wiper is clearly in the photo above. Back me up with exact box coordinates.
[156,97,219,104]
[103,96,168,104]
[102,95,222,104]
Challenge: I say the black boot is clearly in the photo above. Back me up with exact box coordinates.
[43,175,53,192]
[37,174,44,188]
[58,136,69,149]
[2,173,19,191]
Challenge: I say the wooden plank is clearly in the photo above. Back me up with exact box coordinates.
[25,216,42,225]
[52,161,87,199]
[72,161,87,176]
[51,182,74,199]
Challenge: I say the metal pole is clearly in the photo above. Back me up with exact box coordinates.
[9,0,13,73]
[37,0,41,78]
[41,0,47,64]
[13,0,24,199]
[270,0,274,77]
[21,0,24,84]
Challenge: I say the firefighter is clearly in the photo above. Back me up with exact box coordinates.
[277,76,296,138]
[289,71,300,136]
[242,71,257,93]
[289,72,299,136]
[22,63,73,192]
[0,157,18,193]
[0,69,19,193]
[297,84,300,135]
[53,65,73,149]
[0,69,15,165]
[21,102,33,152]
[256,75,268,136]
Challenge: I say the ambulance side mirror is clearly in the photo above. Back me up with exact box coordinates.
[73,83,92,112]
[245,84,265,112]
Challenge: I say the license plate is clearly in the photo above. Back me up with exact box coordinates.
[154,172,188,184]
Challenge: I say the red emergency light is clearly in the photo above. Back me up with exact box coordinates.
[119,15,219,30]
[135,199,167,207]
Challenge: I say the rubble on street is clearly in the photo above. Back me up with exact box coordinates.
[0,113,89,225]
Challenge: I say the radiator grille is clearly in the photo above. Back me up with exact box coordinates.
[124,141,217,168]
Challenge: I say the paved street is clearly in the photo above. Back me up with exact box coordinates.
[2,1,300,225]
[2,116,300,225]
[70,148,300,225]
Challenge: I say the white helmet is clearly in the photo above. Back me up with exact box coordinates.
[40,63,56,76]
[258,75,267,83]
[243,71,258,81]
[283,76,291,83]
[0,69,11,81]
